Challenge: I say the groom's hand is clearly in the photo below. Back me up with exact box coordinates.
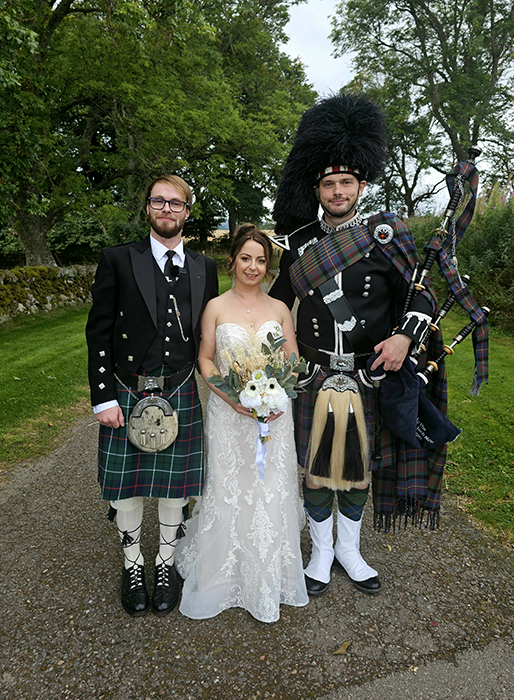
[96,406,125,429]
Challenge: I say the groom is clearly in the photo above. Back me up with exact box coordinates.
[86,174,218,616]
[270,95,434,596]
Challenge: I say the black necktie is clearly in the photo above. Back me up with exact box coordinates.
[164,251,180,280]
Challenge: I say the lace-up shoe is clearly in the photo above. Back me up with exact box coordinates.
[151,563,179,616]
[121,564,150,616]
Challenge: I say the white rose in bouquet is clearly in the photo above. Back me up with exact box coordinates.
[263,378,289,413]
[240,380,265,411]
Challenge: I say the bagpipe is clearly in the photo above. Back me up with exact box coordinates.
[367,146,489,455]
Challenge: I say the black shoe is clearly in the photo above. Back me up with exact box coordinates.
[350,576,381,594]
[151,563,179,616]
[121,564,150,616]
[333,557,381,594]
[305,574,329,596]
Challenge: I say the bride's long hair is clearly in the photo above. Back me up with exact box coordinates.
[228,223,274,282]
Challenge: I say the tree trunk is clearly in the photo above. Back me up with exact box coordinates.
[15,210,57,267]
[228,210,237,238]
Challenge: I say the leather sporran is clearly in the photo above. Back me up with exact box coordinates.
[127,395,178,453]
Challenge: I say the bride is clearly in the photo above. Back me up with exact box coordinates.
[175,223,309,623]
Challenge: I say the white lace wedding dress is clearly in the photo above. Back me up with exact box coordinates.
[175,321,308,623]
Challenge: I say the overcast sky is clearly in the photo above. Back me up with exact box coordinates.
[281,0,354,96]
[278,1,450,211]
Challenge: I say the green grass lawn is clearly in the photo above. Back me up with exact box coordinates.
[0,284,512,545]
[218,270,232,294]
[0,271,233,467]
[0,305,91,465]
[443,311,514,545]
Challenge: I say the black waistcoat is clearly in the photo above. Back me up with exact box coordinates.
[141,260,194,372]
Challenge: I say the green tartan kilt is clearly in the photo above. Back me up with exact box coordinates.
[98,374,204,501]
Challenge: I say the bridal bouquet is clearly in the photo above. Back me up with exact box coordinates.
[208,326,306,478]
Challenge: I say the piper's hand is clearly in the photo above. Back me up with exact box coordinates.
[265,411,283,423]
[371,334,411,372]
[96,406,125,429]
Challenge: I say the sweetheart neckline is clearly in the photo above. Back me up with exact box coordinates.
[216,321,282,334]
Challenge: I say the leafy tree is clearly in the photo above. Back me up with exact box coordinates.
[1,0,241,265]
[346,71,447,215]
[0,0,314,266]
[192,0,316,234]
[331,0,514,185]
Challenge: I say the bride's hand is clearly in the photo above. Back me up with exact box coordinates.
[233,403,254,418]
[265,411,283,422]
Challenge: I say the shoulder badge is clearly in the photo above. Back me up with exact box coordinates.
[373,223,394,244]
[297,238,319,257]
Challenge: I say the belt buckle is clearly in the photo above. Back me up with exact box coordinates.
[137,375,164,392]
[329,353,355,372]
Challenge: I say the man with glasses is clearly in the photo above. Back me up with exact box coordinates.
[86,175,218,617]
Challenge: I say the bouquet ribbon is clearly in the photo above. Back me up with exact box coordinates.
[255,420,271,479]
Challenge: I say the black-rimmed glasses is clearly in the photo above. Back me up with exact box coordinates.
[148,197,188,212]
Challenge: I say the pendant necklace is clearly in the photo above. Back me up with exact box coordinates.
[232,289,262,314]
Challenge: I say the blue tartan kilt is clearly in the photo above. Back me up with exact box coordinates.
[98,374,204,501]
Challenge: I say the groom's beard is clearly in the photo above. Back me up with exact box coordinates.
[148,208,187,240]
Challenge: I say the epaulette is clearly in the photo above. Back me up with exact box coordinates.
[269,219,319,252]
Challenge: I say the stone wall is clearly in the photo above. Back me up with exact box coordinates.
[0,265,95,324]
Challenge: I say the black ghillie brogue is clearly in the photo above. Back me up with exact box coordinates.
[151,563,180,616]
[121,564,150,616]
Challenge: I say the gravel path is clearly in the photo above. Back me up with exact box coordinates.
[1,385,513,699]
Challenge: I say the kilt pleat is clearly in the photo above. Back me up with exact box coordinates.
[98,375,203,501]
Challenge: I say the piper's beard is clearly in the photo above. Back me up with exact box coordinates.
[321,196,359,222]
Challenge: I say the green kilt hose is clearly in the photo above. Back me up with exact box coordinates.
[295,368,446,531]
[98,372,204,501]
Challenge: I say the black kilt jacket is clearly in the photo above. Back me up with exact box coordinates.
[86,235,218,407]
[269,217,432,354]
[269,215,453,526]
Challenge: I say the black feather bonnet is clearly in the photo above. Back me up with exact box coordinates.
[272,93,388,233]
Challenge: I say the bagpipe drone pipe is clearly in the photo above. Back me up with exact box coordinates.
[366,146,489,456]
